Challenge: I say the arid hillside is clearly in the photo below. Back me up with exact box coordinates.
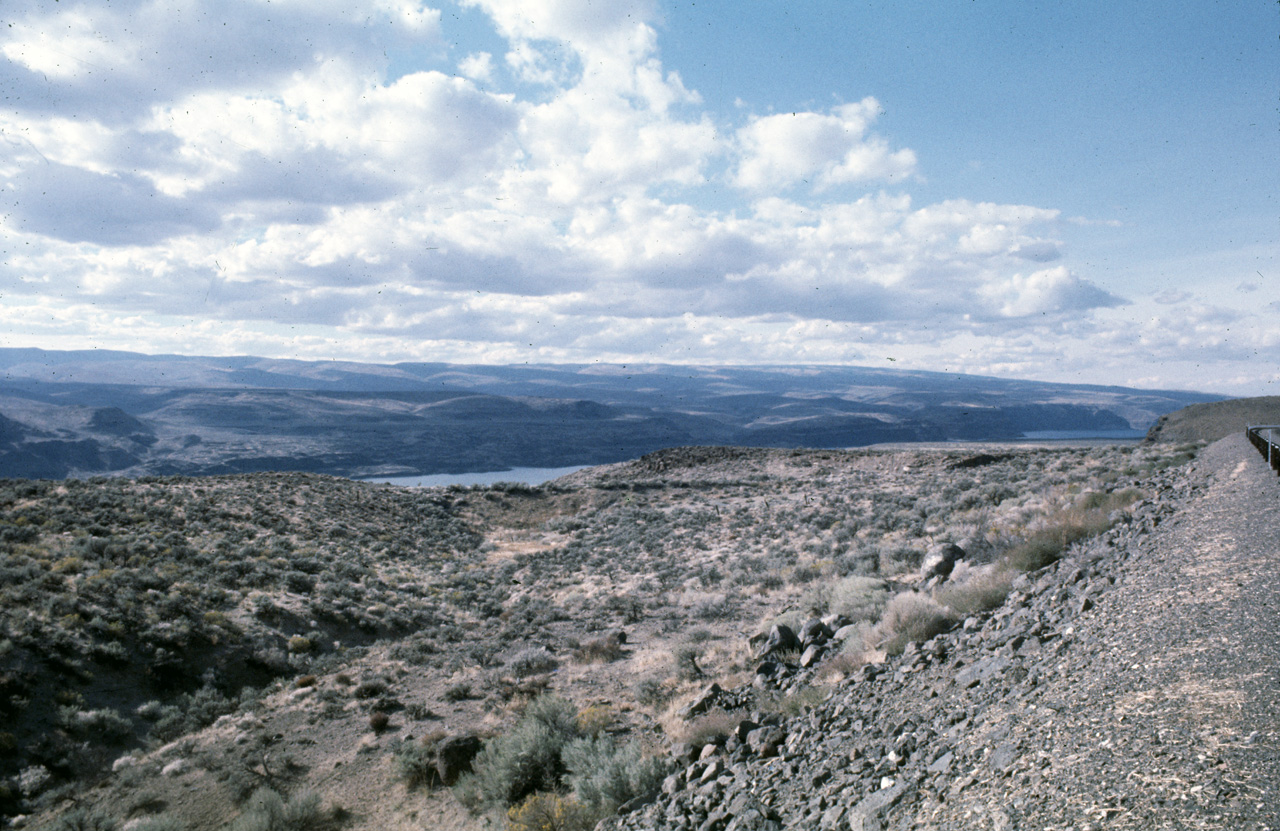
[1145,395,1280,444]
[1,438,1239,831]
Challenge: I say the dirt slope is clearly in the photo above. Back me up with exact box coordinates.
[1145,396,1280,444]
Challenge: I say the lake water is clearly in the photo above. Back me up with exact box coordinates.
[359,464,593,488]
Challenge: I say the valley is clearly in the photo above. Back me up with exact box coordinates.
[4,433,1250,830]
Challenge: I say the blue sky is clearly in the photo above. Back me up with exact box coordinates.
[0,0,1275,395]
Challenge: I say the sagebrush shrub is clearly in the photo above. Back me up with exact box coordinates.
[509,647,559,678]
[874,592,954,655]
[458,695,581,813]
[562,735,672,813]
[827,575,890,622]
[229,787,327,831]
[52,810,118,831]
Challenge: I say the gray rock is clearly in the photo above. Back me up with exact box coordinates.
[847,781,909,831]
[800,644,825,668]
[800,617,833,647]
[682,682,725,718]
[761,623,800,657]
[920,542,964,581]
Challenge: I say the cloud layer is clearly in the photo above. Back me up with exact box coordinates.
[1,0,1273,395]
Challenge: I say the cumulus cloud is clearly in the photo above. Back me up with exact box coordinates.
[978,267,1125,319]
[733,99,917,192]
[2,0,1218,390]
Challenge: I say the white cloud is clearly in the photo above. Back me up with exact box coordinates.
[978,266,1125,318]
[459,51,495,83]
[3,0,1252,394]
[733,99,917,192]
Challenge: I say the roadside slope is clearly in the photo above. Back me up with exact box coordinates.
[611,432,1279,830]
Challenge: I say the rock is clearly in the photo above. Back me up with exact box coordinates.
[847,781,909,831]
[682,683,725,718]
[723,795,782,831]
[926,751,955,774]
[759,624,800,658]
[434,733,483,785]
[799,617,833,647]
[747,726,786,758]
[921,543,965,581]
[832,624,861,643]
[800,644,825,668]
[822,613,852,630]
[987,742,1019,774]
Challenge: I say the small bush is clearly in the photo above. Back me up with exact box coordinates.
[129,818,184,831]
[935,567,1013,615]
[458,694,582,813]
[229,787,329,831]
[633,677,670,708]
[369,711,390,733]
[443,682,474,702]
[673,646,702,682]
[562,735,673,813]
[506,793,599,831]
[509,647,559,678]
[52,810,118,831]
[677,709,739,748]
[353,679,388,699]
[873,592,954,655]
[827,575,891,622]
[575,704,614,737]
[573,635,625,663]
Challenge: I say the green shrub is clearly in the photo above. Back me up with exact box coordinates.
[129,818,184,831]
[52,810,118,831]
[229,787,328,831]
[562,735,673,813]
[457,695,581,813]
[509,647,559,678]
[673,646,702,681]
[827,575,891,622]
[443,682,474,702]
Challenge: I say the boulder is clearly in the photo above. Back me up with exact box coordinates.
[758,623,800,657]
[681,682,725,718]
[800,644,825,668]
[920,543,965,582]
[799,618,833,647]
[434,733,483,785]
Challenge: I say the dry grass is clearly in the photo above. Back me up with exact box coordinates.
[871,592,955,655]
[935,565,1014,615]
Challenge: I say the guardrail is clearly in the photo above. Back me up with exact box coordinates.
[1246,425,1280,475]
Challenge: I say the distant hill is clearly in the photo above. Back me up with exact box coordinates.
[0,348,1223,479]
[1144,396,1280,444]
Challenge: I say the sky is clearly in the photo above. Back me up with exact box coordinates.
[0,0,1276,396]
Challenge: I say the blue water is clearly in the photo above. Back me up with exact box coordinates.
[1020,430,1145,440]
[359,464,592,488]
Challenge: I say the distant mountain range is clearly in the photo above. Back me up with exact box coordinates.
[0,348,1223,479]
